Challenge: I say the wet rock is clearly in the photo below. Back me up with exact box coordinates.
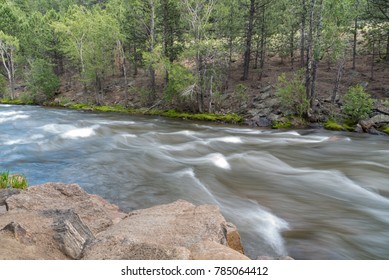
[225,222,244,254]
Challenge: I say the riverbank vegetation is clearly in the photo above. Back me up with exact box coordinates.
[0,0,388,130]
[0,171,28,189]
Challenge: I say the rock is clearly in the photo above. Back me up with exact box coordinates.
[0,211,71,259]
[6,183,126,234]
[375,105,389,115]
[368,127,387,136]
[225,223,244,254]
[0,188,21,207]
[49,209,95,259]
[260,85,272,93]
[355,124,364,133]
[248,116,272,127]
[190,241,250,260]
[1,222,29,243]
[257,256,294,260]
[359,119,375,132]
[0,184,247,260]
[83,200,247,260]
[369,114,389,125]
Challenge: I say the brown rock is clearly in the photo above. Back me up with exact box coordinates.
[225,222,244,254]
[0,211,70,259]
[6,183,127,234]
[190,241,250,260]
[1,184,247,260]
[83,200,247,260]
[0,188,21,207]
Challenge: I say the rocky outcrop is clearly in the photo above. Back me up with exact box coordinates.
[0,183,248,260]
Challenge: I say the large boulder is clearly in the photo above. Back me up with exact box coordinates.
[5,183,126,234]
[83,200,245,260]
[0,184,247,260]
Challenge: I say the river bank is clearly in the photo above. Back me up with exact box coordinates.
[1,96,389,136]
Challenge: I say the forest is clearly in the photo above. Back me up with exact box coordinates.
[0,0,388,129]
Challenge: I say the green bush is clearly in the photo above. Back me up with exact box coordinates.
[164,64,195,101]
[27,59,60,104]
[276,70,309,118]
[342,85,374,123]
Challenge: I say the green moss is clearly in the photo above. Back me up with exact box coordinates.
[379,126,389,135]
[272,120,292,129]
[324,120,344,131]
[159,109,242,123]
[342,123,355,132]
[69,103,90,110]
[0,98,34,105]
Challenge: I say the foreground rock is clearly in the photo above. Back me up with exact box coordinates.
[0,183,248,260]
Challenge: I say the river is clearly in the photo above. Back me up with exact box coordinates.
[1,104,389,259]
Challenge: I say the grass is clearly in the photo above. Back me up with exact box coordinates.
[0,171,28,190]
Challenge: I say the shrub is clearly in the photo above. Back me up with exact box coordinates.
[276,70,309,118]
[27,59,60,104]
[342,85,374,123]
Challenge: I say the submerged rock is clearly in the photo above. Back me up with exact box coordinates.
[0,184,247,260]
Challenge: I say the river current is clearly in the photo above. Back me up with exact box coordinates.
[1,104,389,259]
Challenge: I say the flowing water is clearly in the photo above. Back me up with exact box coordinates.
[1,104,389,259]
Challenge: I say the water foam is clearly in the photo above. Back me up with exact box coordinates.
[208,153,231,169]
[0,111,30,123]
[61,126,97,139]
[208,136,243,144]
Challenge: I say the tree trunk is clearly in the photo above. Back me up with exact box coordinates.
[197,55,204,113]
[371,41,375,80]
[352,0,359,69]
[242,0,256,81]
[386,31,389,63]
[258,6,266,81]
[290,26,295,69]
[332,55,345,103]
[300,0,307,68]
[310,0,323,108]
[148,0,156,103]
[305,0,316,101]
[352,17,358,69]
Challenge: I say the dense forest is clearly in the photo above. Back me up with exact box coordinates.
[0,0,388,129]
